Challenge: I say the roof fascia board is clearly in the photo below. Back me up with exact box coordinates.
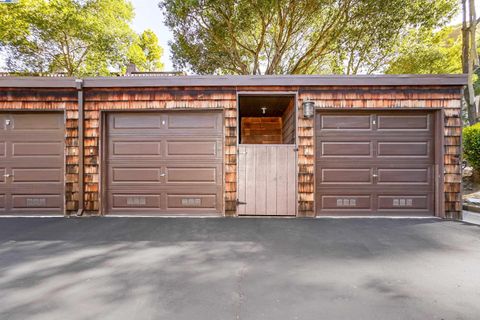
[0,74,467,88]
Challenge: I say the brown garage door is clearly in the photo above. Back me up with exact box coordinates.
[105,111,223,215]
[316,110,435,216]
[0,113,64,215]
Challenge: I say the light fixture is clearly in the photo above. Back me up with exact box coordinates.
[260,106,267,115]
[302,99,315,118]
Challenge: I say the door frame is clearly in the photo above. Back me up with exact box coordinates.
[99,108,225,216]
[314,108,445,217]
[236,91,299,216]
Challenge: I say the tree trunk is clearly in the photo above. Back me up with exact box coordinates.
[463,0,479,125]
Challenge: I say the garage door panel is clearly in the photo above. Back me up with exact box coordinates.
[11,113,63,131]
[377,114,430,131]
[112,168,161,182]
[108,184,219,192]
[320,195,372,211]
[12,168,63,183]
[166,140,219,158]
[111,114,162,131]
[167,194,217,210]
[320,168,372,184]
[166,112,221,133]
[6,185,64,194]
[111,141,161,157]
[166,166,218,183]
[0,194,4,210]
[377,194,431,211]
[12,142,63,157]
[0,142,5,157]
[111,194,162,210]
[319,141,372,157]
[377,141,431,158]
[11,194,62,211]
[318,114,372,131]
[108,165,221,185]
[0,114,6,129]
[377,168,431,185]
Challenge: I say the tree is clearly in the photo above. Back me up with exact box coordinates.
[0,0,136,76]
[462,0,479,125]
[386,27,462,74]
[160,0,457,75]
[127,29,164,72]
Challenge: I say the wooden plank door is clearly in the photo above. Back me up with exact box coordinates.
[237,145,296,216]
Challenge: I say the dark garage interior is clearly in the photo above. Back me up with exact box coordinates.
[238,95,296,144]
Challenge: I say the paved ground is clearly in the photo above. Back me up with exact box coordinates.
[463,210,480,225]
[0,217,479,320]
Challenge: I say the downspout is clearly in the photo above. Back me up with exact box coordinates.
[75,79,84,216]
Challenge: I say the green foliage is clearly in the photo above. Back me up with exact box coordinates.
[127,29,164,72]
[160,0,457,75]
[386,27,462,74]
[463,123,480,169]
[0,0,151,76]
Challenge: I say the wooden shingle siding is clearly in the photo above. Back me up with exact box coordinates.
[0,83,464,219]
[282,100,295,144]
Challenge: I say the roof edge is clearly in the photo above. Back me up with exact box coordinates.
[0,76,77,88]
[0,74,467,88]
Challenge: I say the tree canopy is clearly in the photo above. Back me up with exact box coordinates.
[0,0,164,76]
[160,0,458,75]
[386,27,462,74]
[127,29,165,72]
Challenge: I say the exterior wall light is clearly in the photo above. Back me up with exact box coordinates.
[302,100,315,118]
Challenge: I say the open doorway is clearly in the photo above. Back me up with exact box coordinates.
[237,93,297,216]
[238,94,296,145]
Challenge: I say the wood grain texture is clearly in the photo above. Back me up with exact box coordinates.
[241,117,282,144]
[237,145,296,215]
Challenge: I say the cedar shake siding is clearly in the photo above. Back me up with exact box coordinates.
[0,75,466,219]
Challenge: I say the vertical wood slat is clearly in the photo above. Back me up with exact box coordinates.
[237,145,246,215]
[245,145,256,214]
[277,146,288,215]
[255,146,267,214]
[287,145,296,215]
[266,146,278,215]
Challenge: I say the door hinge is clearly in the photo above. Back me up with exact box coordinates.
[236,199,247,205]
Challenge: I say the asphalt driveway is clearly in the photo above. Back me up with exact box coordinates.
[0,217,479,320]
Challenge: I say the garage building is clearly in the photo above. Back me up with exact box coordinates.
[0,75,466,218]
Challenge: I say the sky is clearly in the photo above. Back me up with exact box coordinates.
[1,1,480,72]
[130,0,174,70]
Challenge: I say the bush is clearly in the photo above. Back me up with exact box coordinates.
[463,123,480,170]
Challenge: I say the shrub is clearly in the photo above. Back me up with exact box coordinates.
[463,123,480,169]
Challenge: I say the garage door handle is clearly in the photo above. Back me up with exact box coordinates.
[160,173,166,177]
[372,174,378,178]
[3,174,13,178]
